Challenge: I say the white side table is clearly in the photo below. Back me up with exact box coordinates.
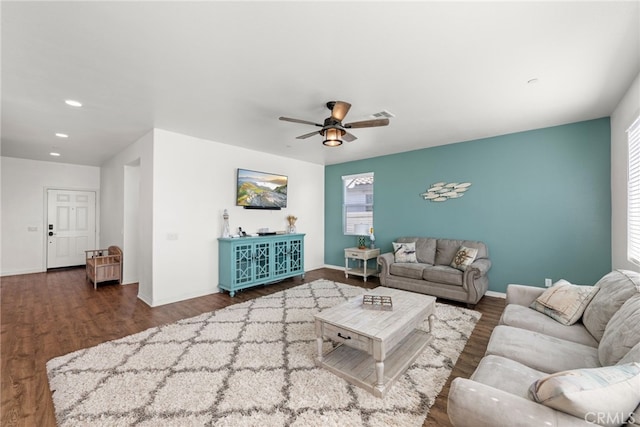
[344,247,381,282]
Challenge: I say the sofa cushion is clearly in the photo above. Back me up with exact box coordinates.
[447,377,594,427]
[599,294,640,366]
[394,237,436,264]
[583,270,640,342]
[618,341,640,366]
[392,242,417,263]
[471,355,546,398]
[422,265,463,286]
[450,246,478,271]
[529,280,599,326]
[529,363,640,427]
[500,304,598,347]
[435,239,488,266]
[389,263,426,280]
[415,238,436,264]
[435,239,463,265]
[486,325,601,373]
[464,240,488,260]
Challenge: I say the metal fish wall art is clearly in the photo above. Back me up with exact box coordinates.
[420,182,471,202]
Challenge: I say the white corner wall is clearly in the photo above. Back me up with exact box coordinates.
[149,129,324,306]
[612,72,640,271]
[1,157,100,276]
[99,128,325,307]
[100,130,154,301]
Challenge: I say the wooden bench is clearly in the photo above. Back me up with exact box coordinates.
[85,246,122,289]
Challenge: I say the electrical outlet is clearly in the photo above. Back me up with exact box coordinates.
[545,278,552,287]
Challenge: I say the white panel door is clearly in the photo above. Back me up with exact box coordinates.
[47,189,96,268]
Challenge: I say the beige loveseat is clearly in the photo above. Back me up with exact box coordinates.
[448,269,640,427]
[377,237,491,306]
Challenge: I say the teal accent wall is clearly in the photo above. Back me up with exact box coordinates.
[325,118,612,293]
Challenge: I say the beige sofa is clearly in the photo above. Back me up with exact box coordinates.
[448,269,640,427]
[377,237,491,306]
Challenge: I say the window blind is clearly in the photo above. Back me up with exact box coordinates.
[342,172,374,235]
[628,115,640,265]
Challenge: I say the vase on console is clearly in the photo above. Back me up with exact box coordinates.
[222,209,231,238]
[286,215,297,234]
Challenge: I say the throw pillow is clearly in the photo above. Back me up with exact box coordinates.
[450,246,478,271]
[598,294,640,366]
[392,242,417,263]
[627,404,640,427]
[529,363,640,427]
[529,279,599,326]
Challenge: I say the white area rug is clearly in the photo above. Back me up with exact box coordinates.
[47,280,481,426]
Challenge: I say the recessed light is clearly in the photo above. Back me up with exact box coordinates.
[64,99,82,107]
[50,152,61,157]
[55,133,69,138]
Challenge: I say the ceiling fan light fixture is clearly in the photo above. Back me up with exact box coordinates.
[280,100,389,145]
[323,138,343,147]
[322,127,344,147]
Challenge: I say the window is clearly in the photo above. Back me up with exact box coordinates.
[342,172,374,234]
[628,115,640,265]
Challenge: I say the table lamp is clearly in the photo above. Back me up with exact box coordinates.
[354,224,369,249]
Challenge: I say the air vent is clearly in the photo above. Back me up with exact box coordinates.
[371,110,395,118]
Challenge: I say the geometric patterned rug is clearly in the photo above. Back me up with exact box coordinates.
[47,279,481,427]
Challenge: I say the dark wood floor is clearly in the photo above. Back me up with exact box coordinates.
[1,267,504,427]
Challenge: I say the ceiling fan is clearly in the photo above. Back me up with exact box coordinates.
[279,101,390,147]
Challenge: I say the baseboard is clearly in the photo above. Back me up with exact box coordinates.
[485,290,506,299]
[147,287,221,307]
[1,267,45,277]
[137,292,153,307]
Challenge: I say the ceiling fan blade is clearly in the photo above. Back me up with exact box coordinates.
[331,101,351,122]
[343,132,357,142]
[344,118,390,129]
[296,130,321,139]
[279,116,322,127]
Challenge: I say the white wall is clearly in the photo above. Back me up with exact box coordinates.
[100,131,154,301]
[100,128,324,307]
[122,162,141,284]
[149,129,324,306]
[612,72,640,271]
[1,157,100,275]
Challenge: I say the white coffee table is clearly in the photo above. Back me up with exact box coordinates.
[314,287,436,397]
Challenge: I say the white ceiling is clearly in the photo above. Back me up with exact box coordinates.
[2,1,639,167]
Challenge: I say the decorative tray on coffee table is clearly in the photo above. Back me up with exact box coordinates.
[362,294,393,311]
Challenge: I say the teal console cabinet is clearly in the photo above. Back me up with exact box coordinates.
[218,234,305,296]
